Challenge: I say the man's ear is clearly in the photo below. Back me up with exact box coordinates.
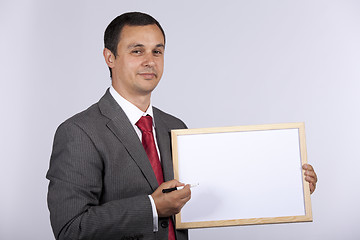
[103,48,115,68]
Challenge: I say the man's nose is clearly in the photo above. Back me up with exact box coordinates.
[143,52,155,67]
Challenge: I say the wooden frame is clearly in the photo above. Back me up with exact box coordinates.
[171,122,312,229]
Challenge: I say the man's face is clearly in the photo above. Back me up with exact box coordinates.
[109,24,165,100]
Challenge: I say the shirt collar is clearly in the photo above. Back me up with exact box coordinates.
[109,85,155,127]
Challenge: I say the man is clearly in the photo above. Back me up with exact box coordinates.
[47,12,317,240]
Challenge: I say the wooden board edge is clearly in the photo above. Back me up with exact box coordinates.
[176,215,313,229]
[171,122,304,136]
[299,123,313,220]
[171,130,180,181]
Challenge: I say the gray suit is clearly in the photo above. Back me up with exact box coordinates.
[47,89,188,240]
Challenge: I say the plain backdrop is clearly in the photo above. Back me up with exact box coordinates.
[1,0,359,239]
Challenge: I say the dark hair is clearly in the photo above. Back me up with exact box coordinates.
[104,12,166,78]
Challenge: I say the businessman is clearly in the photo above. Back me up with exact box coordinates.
[47,12,317,240]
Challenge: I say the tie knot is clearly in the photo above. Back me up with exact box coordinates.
[136,115,153,132]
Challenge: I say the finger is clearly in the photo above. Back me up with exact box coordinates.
[172,185,191,199]
[304,171,318,183]
[304,169,316,176]
[302,164,314,171]
[309,183,316,194]
[305,172,317,183]
[160,179,182,189]
[175,181,186,188]
[167,179,187,188]
[176,191,192,205]
[178,195,191,207]
[304,170,317,179]
[303,164,317,183]
[307,178,316,193]
[305,175,317,185]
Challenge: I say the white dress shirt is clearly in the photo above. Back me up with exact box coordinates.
[109,86,160,232]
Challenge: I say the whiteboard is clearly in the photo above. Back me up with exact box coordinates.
[171,123,312,229]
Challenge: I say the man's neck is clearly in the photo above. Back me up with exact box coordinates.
[112,85,151,112]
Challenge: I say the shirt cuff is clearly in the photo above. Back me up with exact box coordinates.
[148,195,158,232]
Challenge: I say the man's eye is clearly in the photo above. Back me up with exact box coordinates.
[132,50,142,54]
[153,50,163,55]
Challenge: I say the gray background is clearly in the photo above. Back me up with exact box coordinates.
[1,0,359,239]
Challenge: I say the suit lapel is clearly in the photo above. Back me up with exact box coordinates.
[154,109,174,182]
[153,113,178,236]
[98,89,159,191]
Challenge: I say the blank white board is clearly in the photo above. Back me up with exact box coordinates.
[171,122,312,229]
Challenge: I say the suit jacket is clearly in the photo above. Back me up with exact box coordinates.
[46,89,188,240]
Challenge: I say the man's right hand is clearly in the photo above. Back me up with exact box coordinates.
[151,180,191,217]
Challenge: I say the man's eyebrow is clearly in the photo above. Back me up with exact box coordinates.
[128,43,144,49]
[127,43,165,49]
[155,44,165,49]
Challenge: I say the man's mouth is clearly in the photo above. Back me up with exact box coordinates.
[138,72,157,79]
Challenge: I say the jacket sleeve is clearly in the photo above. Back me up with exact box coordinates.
[46,121,153,240]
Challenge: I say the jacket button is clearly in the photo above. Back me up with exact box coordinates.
[161,221,169,228]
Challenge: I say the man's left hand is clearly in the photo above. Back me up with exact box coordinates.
[302,164,318,194]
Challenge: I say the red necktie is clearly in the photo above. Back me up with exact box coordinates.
[136,115,176,240]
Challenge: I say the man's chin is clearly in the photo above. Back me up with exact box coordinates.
[136,86,158,96]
